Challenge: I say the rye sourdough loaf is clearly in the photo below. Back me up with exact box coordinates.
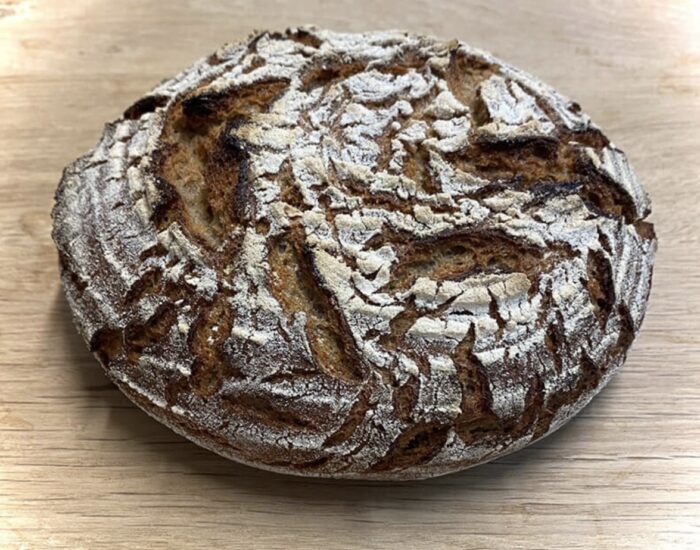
[52,27,656,480]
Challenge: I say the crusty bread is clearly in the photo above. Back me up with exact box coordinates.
[52,27,656,480]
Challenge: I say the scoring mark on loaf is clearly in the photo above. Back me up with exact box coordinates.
[267,228,366,383]
[51,27,657,479]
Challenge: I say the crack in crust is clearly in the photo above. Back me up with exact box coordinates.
[267,228,366,383]
[51,27,656,480]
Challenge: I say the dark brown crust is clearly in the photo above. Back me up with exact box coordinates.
[51,28,656,480]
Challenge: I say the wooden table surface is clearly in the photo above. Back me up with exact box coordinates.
[1,1,699,548]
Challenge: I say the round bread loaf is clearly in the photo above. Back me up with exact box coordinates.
[52,27,656,480]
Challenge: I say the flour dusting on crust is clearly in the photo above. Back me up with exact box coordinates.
[52,27,656,480]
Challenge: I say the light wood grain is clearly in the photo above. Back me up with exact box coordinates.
[1,1,699,548]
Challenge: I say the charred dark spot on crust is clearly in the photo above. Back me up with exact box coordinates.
[260,369,319,384]
[475,131,560,153]
[123,95,169,120]
[544,322,563,374]
[245,30,267,54]
[223,131,253,225]
[579,179,636,223]
[596,227,613,254]
[90,327,124,367]
[285,27,323,48]
[574,152,640,224]
[488,289,507,338]
[123,303,177,359]
[585,249,616,328]
[180,92,224,129]
[147,175,183,228]
[613,304,636,356]
[179,80,288,134]
[300,60,366,92]
[525,87,610,150]
[527,180,583,209]
[202,126,251,230]
[152,79,288,246]
[577,351,604,393]
[371,421,450,472]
